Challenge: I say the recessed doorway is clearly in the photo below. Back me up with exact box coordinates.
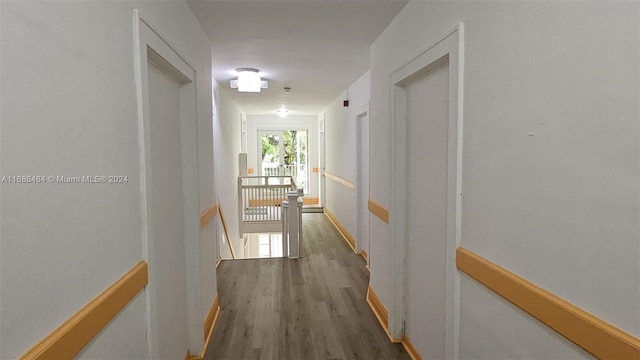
[258,130,309,194]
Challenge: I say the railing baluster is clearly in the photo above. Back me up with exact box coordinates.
[258,186,261,221]
[281,200,288,257]
[269,186,272,221]
[287,191,299,258]
[238,177,243,236]
[298,196,303,257]
[238,176,303,257]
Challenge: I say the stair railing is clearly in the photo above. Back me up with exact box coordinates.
[238,175,298,235]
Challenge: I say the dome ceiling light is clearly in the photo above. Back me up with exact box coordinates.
[230,68,268,92]
[276,108,289,118]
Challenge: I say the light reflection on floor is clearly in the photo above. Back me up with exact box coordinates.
[238,232,284,259]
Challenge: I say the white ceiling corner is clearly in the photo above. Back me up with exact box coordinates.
[187,0,408,115]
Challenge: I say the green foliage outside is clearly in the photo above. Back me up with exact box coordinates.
[261,134,279,163]
[261,130,307,165]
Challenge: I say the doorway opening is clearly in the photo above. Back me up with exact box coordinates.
[259,130,309,194]
[389,23,464,358]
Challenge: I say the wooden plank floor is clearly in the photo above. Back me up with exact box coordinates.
[207,213,409,360]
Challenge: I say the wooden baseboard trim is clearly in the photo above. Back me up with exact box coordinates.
[366,286,401,344]
[303,196,319,205]
[200,203,218,229]
[358,249,368,261]
[203,294,220,342]
[190,294,221,360]
[456,247,640,359]
[19,261,149,360]
[200,294,221,359]
[368,199,389,223]
[401,334,422,360]
[325,208,356,252]
[324,170,356,190]
[215,257,222,268]
[367,286,422,358]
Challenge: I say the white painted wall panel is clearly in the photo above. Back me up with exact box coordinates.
[0,1,216,358]
[0,3,145,357]
[76,293,149,360]
[214,87,243,257]
[322,71,370,240]
[369,0,640,355]
[199,220,218,317]
[326,180,357,237]
[459,276,592,359]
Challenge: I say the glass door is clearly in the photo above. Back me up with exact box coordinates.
[258,130,309,193]
[259,131,283,177]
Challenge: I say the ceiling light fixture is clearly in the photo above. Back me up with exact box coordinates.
[230,68,268,92]
[276,108,289,118]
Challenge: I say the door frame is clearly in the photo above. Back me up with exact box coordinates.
[134,10,201,356]
[255,126,312,194]
[356,103,370,265]
[389,23,464,359]
[319,115,326,206]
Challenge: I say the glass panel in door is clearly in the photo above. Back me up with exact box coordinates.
[259,130,309,193]
[260,131,282,185]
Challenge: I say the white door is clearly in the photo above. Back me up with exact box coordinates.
[405,63,450,358]
[357,110,370,263]
[148,62,188,357]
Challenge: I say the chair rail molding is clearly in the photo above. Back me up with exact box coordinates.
[19,262,149,360]
[456,247,640,359]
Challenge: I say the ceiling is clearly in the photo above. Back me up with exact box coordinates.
[187,0,408,116]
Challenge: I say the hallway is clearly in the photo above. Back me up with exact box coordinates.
[208,214,409,360]
[3,2,640,359]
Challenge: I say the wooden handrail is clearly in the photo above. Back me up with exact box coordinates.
[368,199,389,223]
[238,175,294,180]
[239,175,298,226]
[456,247,640,359]
[19,262,148,359]
[241,184,295,190]
[218,204,236,259]
[324,170,356,190]
[200,203,218,229]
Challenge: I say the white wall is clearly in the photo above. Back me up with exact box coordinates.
[197,15,219,335]
[369,0,639,357]
[0,1,217,358]
[213,85,244,259]
[322,71,370,239]
[246,114,319,197]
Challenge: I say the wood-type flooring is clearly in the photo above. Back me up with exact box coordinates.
[207,213,409,360]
